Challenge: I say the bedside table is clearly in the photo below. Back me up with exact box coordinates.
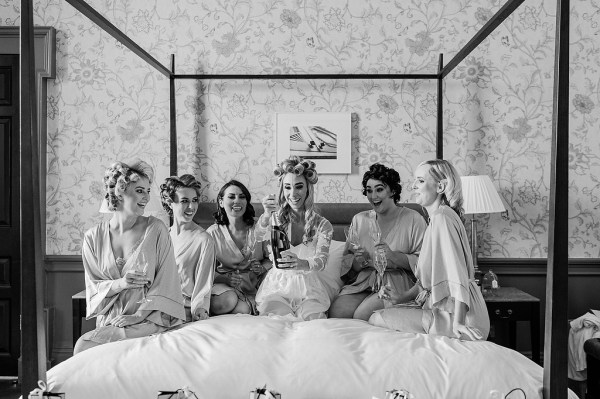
[72,289,86,348]
[484,286,540,364]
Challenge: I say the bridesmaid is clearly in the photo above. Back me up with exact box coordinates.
[161,174,216,322]
[329,163,427,320]
[255,156,333,321]
[207,180,268,315]
[370,160,489,340]
[75,160,185,354]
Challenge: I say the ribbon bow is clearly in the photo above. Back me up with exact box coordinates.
[29,380,48,396]
[29,381,63,397]
[386,389,413,399]
[254,384,279,399]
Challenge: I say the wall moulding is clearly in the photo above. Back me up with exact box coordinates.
[46,255,600,275]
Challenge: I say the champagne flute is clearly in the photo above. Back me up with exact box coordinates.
[369,214,386,292]
[242,227,257,263]
[343,224,360,253]
[243,227,259,275]
[135,253,152,304]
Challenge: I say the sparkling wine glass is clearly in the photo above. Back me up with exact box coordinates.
[242,228,257,261]
[242,227,258,272]
[369,214,387,293]
[135,253,152,304]
[344,224,360,253]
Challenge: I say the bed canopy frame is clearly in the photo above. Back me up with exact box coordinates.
[19,0,570,396]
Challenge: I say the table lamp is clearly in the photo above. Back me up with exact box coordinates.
[461,175,506,284]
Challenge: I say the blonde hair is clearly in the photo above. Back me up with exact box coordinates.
[103,159,154,211]
[273,156,319,243]
[420,159,464,219]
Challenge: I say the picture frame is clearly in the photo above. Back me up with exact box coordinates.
[275,112,351,174]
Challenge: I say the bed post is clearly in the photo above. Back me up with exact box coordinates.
[170,54,177,177]
[436,53,443,159]
[543,0,570,396]
[20,0,48,394]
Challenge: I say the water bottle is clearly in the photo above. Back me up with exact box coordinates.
[482,269,499,295]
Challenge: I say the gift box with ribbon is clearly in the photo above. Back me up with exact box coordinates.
[28,381,65,398]
[157,387,198,398]
[249,385,281,399]
[385,389,413,399]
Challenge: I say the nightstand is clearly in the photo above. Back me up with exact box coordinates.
[72,289,86,348]
[484,286,540,364]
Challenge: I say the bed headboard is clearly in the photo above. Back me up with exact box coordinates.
[194,202,426,241]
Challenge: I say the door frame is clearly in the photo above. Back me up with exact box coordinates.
[0,26,56,251]
[0,27,55,372]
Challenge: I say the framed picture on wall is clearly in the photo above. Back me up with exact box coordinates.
[275,112,351,174]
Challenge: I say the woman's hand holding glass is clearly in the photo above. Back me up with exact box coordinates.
[134,253,152,304]
[277,250,310,270]
[344,225,370,272]
[117,270,148,291]
[241,229,266,275]
[226,270,242,288]
[369,218,387,293]
[261,194,279,214]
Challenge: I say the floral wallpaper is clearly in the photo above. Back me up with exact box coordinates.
[1,0,598,258]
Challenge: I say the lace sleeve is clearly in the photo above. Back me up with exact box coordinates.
[306,217,333,271]
[253,214,271,242]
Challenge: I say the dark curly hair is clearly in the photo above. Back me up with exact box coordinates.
[103,160,154,211]
[361,163,403,203]
[160,174,202,217]
[213,180,255,227]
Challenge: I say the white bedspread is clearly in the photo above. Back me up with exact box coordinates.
[47,315,573,399]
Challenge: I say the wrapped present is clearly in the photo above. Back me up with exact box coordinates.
[28,381,65,398]
[385,389,413,399]
[157,387,198,398]
[250,384,281,399]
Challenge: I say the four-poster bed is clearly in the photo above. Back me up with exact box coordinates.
[19,0,571,397]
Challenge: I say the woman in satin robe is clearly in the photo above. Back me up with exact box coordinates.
[329,163,427,320]
[255,156,333,321]
[207,180,268,315]
[369,159,490,341]
[75,160,185,354]
[161,174,215,322]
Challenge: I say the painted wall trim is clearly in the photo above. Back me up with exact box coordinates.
[46,255,600,275]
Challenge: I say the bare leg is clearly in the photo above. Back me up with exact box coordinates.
[328,292,370,319]
[210,290,238,315]
[231,299,251,314]
[353,293,384,321]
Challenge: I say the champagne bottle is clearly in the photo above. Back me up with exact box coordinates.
[270,213,290,269]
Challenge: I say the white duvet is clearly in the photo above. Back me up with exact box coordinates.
[47,315,574,399]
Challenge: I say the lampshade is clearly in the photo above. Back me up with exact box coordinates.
[461,175,505,215]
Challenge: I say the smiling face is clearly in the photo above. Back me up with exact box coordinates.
[412,164,441,208]
[120,177,151,216]
[219,185,248,220]
[365,178,396,214]
[171,187,199,224]
[282,173,307,211]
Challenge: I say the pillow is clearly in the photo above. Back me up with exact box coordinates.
[318,240,346,300]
